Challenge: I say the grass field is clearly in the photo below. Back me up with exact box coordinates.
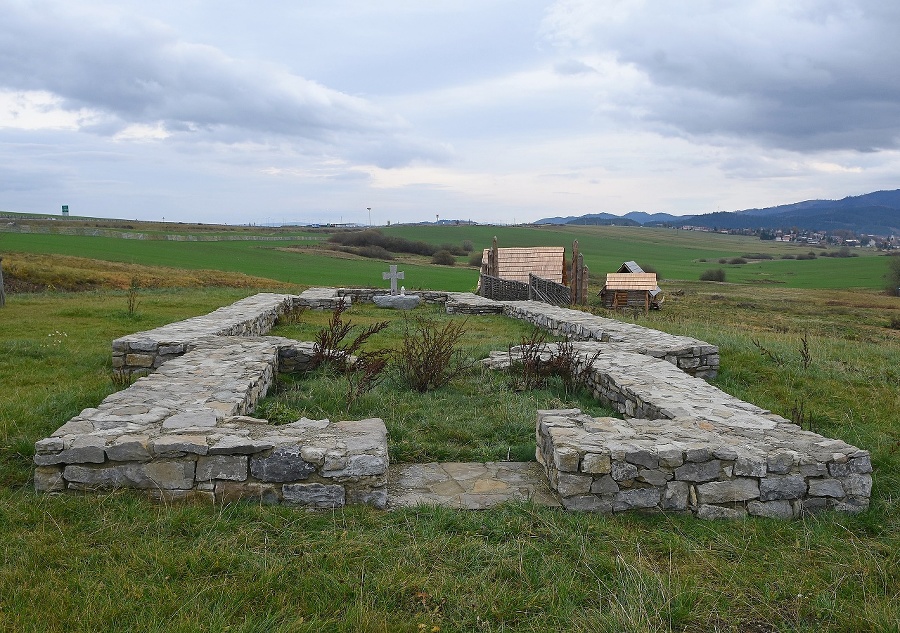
[0,227,898,631]
[3,221,893,290]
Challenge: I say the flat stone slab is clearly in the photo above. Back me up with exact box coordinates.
[373,294,421,310]
[388,462,560,509]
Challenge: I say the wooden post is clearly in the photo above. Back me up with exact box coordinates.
[580,261,589,307]
[490,236,499,278]
[570,240,579,304]
[0,256,5,308]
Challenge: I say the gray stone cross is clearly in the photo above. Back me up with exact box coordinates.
[382,265,404,295]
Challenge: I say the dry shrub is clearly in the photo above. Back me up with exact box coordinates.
[395,316,472,392]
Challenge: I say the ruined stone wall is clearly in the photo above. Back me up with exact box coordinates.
[112,293,298,375]
[37,337,388,508]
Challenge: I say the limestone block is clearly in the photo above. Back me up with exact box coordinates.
[346,488,389,509]
[697,504,746,520]
[250,446,316,482]
[840,474,872,497]
[106,435,152,462]
[215,481,280,505]
[125,354,155,368]
[152,435,208,457]
[322,454,387,479]
[556,473,592,497]
[34,436,106,466]
[562,495,613,512]
[661,481,690,511]
[674,460,721,483]
[685,448,711,463]
[747,500,794,519]
[581,452,611,474]
[637,468,671,486]
[806,478,845,498]
[283,483,345,508]
[831,497,869,514]
[162,410,218,430]
[590,475,619,494]
[553,446,580,473]
[759,474,807,501]
[696,478,760,504]
[625,449,658,469]
[613,488,661,512]
[766,452,796,475]
[34,437,64,454]
[197,455,248,481]
[128,340,159,352]
[34,466,65,492]
[138,460,196,489]
[734,457,766,477]
[610,461,638,482]
[208,435,274,455]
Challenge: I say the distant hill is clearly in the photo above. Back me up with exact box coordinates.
[533,189,900,235]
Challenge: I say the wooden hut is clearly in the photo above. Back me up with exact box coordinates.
[599,261,662,311]
[480,246,565,283]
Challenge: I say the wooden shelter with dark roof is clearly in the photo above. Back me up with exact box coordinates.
[599,261,663,312]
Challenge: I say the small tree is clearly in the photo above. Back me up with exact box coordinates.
[886,254,900,295]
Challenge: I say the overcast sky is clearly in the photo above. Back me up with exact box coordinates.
[2,0,899,226]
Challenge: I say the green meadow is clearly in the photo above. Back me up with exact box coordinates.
[0,220,898,631]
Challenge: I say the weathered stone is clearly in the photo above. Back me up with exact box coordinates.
[831,497,869,514]
[625,449,658,469]
[553,447,580,473]
[562,494,613,512]
[283,483,345,508]
[661,481,690,511]
[106,435,152,462]
[125,353,155,367]
[196,455,248,481]
[697,504,746,520]
[372,294,420,310]
[34,466,65,492]
[766,452,795,474]
[807,478,845,498]
[581,452,611,474]
[759,474,807,501]
[674,460,721,483]
[747,500,794,519]
[685,448,711,463]
[162,410,218,430]
[34,437,64,454]
[34,437,106,466]
[323,454,387,479]
[152,434,208,456]
[208,435,274,455]
[613,488,661,511]
[556,473,592,497]
[346,488,388,509]
[215,481,280,505]
[696,478,759,504]
[610,461,638,481]
[840,474,872,497]
[734,457,766,477]
[250,446,316,482]
[637,468,671,486]
[590,475,619,494]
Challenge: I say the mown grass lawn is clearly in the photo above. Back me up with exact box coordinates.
[0,277,898,631]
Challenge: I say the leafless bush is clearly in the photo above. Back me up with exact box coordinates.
[509,330,601,393]
[277,304,307,326]
[395,316,472,392]
[799,332,812,370]
[312,301,389,368]
[127,277,140,316]
[751,337,783,365]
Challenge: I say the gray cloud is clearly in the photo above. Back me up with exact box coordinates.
[0,1,446,166]
[542,1,900,152]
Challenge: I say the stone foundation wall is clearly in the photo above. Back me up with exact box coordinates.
[502,301,719,378]
[112,293,299,376]
[337,288,451,304]
[37,336,388,508]
[536,410,872,519]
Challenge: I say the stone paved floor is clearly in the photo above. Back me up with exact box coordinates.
[387,462,561,509]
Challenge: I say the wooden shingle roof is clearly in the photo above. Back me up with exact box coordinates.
[482,247,565,283]
[604,272,658,291]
